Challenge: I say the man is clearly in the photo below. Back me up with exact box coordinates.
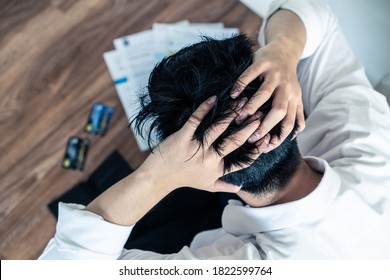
[39,0,390,259]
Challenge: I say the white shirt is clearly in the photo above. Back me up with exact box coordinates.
[39,0,390,260]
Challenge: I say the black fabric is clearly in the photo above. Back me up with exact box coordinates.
[48,150,240,254]
[48,151,132,218]
[126,187,238,253]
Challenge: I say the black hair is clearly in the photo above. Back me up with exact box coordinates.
[134,34,301,195]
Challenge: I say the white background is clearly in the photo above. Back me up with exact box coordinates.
[240,0,390,89]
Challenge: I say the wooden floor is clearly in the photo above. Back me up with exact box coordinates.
[0,0,261,259]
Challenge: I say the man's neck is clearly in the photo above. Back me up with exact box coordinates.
[237,159,323,207]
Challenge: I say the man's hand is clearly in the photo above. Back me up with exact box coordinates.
[86,96,269,226]
[230,10,307,152]
[139,95,270,193]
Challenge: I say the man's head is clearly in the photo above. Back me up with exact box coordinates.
[135,34,301,196]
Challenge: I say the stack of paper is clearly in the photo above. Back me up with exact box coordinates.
[103,21,239,151]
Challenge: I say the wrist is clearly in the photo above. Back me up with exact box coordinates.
[136,163,177,195]
[267,37,302,67]
[264,9,306,66]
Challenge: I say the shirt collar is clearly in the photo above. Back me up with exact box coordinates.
[221,157,340,235]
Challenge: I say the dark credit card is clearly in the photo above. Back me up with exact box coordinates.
[84,103,114,136]
[62,136,90,171]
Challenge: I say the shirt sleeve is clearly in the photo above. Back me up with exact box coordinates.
[38,204,261,260]
[38,203,134,259]
[258,0,332,59]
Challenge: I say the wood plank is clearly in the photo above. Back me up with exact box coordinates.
[0,0,261,259]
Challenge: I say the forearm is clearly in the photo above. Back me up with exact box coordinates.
[85,95,245,227]
[86,167,173,226]
[264,9,306,67]
[39,159,176,259]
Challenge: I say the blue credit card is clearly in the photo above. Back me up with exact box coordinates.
[62,136,90,171]
[84,103,114,136]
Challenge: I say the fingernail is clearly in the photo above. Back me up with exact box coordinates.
[248,132,261,143]
[235,114,248,124]
[264,144,275,153]
[231,90,240,99]
[237,97,248,109]
[291,132,298,140]
[254,111,263,119]
[207,95,217,105]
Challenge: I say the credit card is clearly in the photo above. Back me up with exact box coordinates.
[84,103,114,136]
[62,136,90,171]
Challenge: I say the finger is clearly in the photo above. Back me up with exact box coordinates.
[231,64,266,98]
[257,90,290,140]
[292,103,306,140]
[235,76,278,124]
[264,100,296,152]
[230,78,247,99]
[255,133,272,150]
[221,112,262,156]
[204,97,247,146]
[226,134,270,173]
[182,95,216,136]
[213,179,242,193]
[247,111,265,143]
